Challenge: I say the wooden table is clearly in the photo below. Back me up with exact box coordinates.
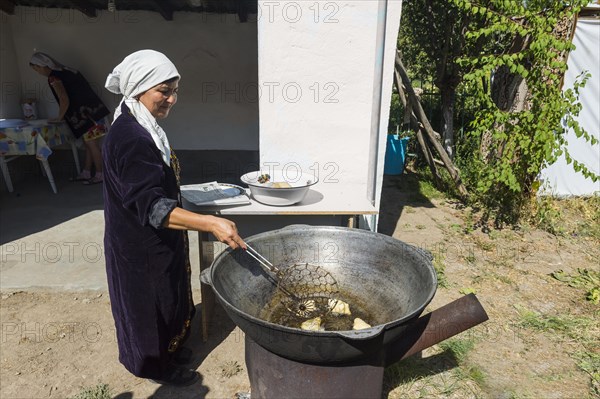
[182,183,378,341]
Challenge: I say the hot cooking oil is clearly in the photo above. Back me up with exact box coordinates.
[260,291,377,331]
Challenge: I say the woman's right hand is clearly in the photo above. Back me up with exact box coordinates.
[163,208,246,250]
[209,216,246,250]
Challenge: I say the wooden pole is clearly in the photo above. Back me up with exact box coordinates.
[393,64,442,184]
[395,52,469,199]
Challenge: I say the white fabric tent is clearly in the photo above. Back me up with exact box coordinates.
[539,14,600,196]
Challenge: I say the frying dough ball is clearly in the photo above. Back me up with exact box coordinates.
[328,299,351,316]
[353,318,371,330]
[301,317,322,331]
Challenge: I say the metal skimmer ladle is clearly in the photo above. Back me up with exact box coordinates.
[245,244,339,318]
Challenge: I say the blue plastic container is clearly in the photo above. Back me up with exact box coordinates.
[384,135,409,175]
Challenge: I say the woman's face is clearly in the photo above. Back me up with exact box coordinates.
[30,64,51,77]
[138,79,179,119]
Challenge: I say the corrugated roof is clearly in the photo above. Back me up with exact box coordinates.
[0,0,256,21]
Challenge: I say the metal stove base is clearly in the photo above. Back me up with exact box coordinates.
[245,336,385,399]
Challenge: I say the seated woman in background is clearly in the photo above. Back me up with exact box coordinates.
[30,52,109,185]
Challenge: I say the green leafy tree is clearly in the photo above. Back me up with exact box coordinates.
[398,0,598,224]
[399,0,474,158]
[451,0,598,223]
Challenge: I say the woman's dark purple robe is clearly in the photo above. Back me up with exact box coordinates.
[102,103,193,379]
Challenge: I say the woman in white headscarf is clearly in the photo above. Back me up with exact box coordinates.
[30,52,109,184]
[102,50,245,386]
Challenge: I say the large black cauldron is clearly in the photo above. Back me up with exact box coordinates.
[202,226,438,364]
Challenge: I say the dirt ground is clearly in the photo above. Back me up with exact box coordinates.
[1,172,599,399]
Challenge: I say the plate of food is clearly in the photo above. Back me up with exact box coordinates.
[240,169,318,206]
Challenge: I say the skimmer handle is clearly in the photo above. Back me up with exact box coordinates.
[245,244,280,274]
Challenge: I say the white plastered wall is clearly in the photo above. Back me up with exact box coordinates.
[1,7,258,150]
[0,13,22,118]
[2,2,406,222]
[257,0,403,224]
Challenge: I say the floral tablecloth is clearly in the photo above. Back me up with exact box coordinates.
[0,123,73,160]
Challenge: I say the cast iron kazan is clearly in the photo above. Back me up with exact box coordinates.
[202,225,487,364]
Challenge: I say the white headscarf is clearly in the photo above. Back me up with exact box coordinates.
[105,50,180,166]
[30,52,77,72]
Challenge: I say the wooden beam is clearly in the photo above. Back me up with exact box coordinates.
[237,0,249,22]
[149,0,174,21]
[393,59,442,185]
[65,0,97,18]
[0,0,15,15]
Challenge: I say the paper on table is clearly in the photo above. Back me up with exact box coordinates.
[181,181,250,206]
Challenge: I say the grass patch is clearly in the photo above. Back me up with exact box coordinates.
[459,287,477,295]
[516,305,596,342]
[563,195,600,240]
[438,337,476,363]
[551,268,600,305]
[472,235,495,251]
[528,195,600,239]
[392,168,445,204]
[418,178,446,201]
[528,196,565,235]
[487,229,501,240]
[455,364,486,386]
[448,223,462,234]
[384,337,484,398]
[464,252,476,264]
[69,384,111,399]
[384,356,467,398]
[490,272,513,285]
[504,391,537,399]
[463,211,476,234]
[432,251,448,288]
[400,166,448,202]
[515,305,600,397]
[572,351,600,397]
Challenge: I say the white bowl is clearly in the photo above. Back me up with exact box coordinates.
[240,169,318,206]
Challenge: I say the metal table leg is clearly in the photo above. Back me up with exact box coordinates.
[70,141,81,175]
[0,155,14,193]
[198,231,215,342]
[39,159,57,194]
